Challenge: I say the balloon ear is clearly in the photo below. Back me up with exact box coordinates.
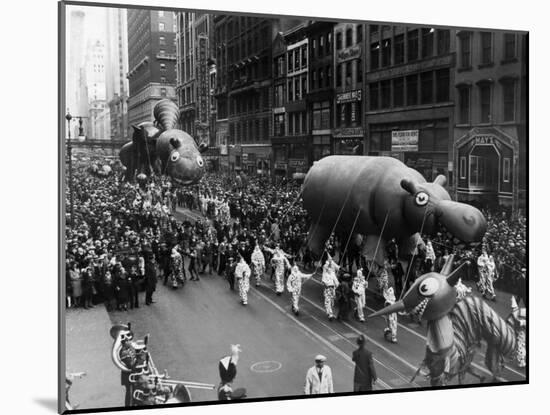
[433,175,447,187]
[400,178,418,195]
[132,125,140,132]
[169,137,181,149]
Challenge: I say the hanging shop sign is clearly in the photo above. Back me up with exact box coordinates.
[337,45,362,63]
[336,89,362,104]
[274,162,288,170]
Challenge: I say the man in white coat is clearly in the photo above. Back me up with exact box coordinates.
[304,355,334,395]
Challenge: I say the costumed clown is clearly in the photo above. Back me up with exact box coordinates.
[265,245,291,295]
[235,255,251,305]
[477,248,497,301]
[382,286,398,343]
[251,244,266,287]
[321,255,340,320]
[170,245,185,288]
[286,264,314,316]
[351,269,367,323]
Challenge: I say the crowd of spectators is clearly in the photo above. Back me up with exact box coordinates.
[65,155,526,312]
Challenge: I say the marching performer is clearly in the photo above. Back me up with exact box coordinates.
[352,269,367,322]
[170,245,185,288]
[455,277,472,301]
[251,244,266,287]
[218,344,247,400]
[321,255,340,321]
[382,286,398,343]
[286,263,314,315]
[510,296,526,368]
[235,255,251,305]
[265,245,291,295]
[477,249,497,301]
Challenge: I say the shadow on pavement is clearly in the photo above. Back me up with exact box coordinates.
[34,398,57,413]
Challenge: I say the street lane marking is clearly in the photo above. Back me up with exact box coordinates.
[308,276,525,380]
[251,361,282,373]
[249,287,391,391]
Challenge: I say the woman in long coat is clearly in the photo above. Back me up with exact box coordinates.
[69,262,82,308]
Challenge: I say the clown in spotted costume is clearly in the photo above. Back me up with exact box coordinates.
[235,256,251,305]
[322,256,340,320]
[286,264,314,315]
[352,269,367,322]
[265,246,291,295]
[382,286,398,343]
[251,244,266,287]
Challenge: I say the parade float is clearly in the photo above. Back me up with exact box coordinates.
[302,155,487,265]
[119,99,208,186]
[369,255,526,386]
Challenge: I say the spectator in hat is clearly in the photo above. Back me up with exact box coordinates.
[352,335,377,392]
[226,257,237,291]
[304,354,334,395]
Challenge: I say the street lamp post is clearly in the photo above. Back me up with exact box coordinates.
[66,110,74,227]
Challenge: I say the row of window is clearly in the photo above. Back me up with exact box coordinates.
[335,25,362,50]
[335,60,363,87]
[457,80,516,124]
[311,65,333,90]
[458,32,517,69]
[287,45,308,74]
[369,68,450,110]
[228,118,269,143]
[158,22,177,32]
[311,32,332,58]
[287,74,308,102]
[369,28,450,71]
[273,111,308,137]
[459,156,511,184]
[369,119,449,152]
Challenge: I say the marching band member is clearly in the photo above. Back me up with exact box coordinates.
[286,264,314,315]
[235,255,251,305]
[251,244,266,287]
[218,344,247,400]
[382,286,398,343]
[322,255,340,321]
[352,269,367,322]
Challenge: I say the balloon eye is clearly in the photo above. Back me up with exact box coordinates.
[196,155,204,167]
[170,151,180,162]
[418,277,439,296]
[415,192,429,206]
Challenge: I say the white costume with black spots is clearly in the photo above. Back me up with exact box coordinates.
[251,245,266,286]
[286,265,313,313]
[352,270,367,322]
[235,259,251,305]
[322,258,340,319]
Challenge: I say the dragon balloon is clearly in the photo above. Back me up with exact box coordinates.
[119,99,207,186]
[369,255,526,386]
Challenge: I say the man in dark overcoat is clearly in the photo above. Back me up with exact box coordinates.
[352,335,377,392]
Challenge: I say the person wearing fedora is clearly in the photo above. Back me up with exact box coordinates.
[304,355,334,395]
[352,335,377,392]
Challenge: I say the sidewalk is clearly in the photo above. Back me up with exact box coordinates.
[65,306,122,410]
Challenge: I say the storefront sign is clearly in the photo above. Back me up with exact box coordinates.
[391,130,419,152]
[336,89,362,104]
[337,45,362,62]
[473,134,496,145]
[289,159,306,168]
[274,162,288,170]
[273,107,286,114]
[334,127,364,138]
[197,35,209,125]
[220,144,228,155]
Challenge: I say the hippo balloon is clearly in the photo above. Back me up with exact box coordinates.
[119,99,207,185]
[302,156,486,263]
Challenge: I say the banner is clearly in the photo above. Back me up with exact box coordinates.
[391,130,419,152]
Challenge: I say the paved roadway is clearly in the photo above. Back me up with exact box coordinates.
[100,207,525,405]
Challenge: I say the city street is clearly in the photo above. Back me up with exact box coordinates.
[66,208,525,410]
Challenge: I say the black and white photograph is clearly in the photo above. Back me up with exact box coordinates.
[58,0,528,412]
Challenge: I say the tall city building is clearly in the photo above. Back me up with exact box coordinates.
[364,25,455,185]
[85,39,109,139]
[305,21,335,164]
[105,7,130,140]
[214,16,282,174]
[127,9,177,127]
[67,9,86,117]
[176,12,215,145]
[453,30,527,209]
[271,23,309,178]
[334,22,364,155]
